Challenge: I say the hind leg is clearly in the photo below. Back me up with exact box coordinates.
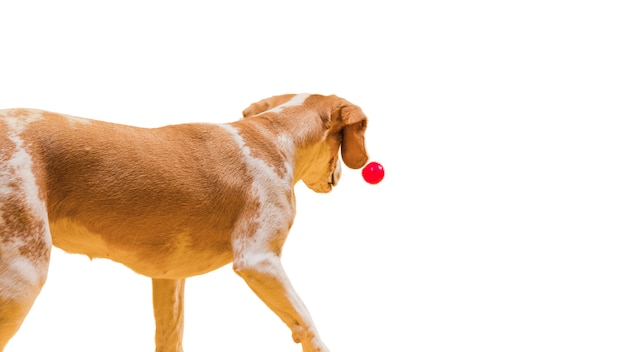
[1,108,53,350]
[0,244,50,351]
[0,203,51,351]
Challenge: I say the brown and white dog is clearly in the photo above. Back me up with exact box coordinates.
[0,94,369,352]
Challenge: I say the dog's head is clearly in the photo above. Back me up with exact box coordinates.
[242,94,369,193]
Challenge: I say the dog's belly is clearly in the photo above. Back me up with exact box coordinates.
[49,218,233,279]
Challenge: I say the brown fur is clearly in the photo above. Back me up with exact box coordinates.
[0,93,369,351]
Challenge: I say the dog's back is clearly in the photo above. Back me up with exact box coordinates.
[1,109,256,278]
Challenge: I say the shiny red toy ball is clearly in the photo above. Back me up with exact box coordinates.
[362,161,385,184]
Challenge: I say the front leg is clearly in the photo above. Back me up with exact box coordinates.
[152,278,186,352]
[233,252,329,352]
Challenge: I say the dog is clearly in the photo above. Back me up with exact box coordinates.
[0,93,369,352]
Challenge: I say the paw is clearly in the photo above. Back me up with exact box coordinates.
[300,335,329,352]
[292,324,305,343]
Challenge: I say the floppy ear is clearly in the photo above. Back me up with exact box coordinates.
[335,105,369,169]
[242,95,296,117]
[242,101,270,117]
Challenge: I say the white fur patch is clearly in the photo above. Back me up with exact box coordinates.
[2,112,49,236]
[266,93,310,114]
[219,124,294,273]
[276,133,296,175]
[0,251,47,299]
[0,111,51,299]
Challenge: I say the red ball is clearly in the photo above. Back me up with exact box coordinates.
[362,161,385,184]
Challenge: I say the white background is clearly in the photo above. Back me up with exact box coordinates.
[2,1,625,351]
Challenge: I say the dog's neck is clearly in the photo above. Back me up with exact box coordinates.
[229,106,331,189]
